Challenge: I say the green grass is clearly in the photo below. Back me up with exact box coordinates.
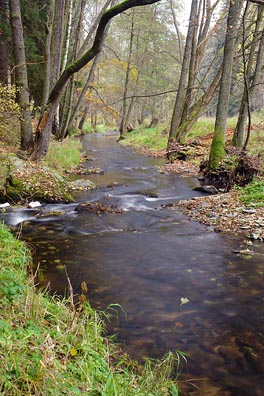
[44,137,82,172]
[82,123,108,134]
[0,223,183,395]
[121,126,168,150]
[185,116,239,140]
[238,178,264,208]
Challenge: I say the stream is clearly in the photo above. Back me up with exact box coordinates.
[2,132,264,396]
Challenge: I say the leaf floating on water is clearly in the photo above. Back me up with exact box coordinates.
[180,297,190,306]
[175,321,184,328]
[81,281,88,294]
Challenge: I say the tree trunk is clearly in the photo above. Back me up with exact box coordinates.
[0,0,9,84]
[171,66,222,143]
[31,0,163,160]
[61,0,73,71]
[58,0,86,139]
[119,10,135,137]
[9,0,33,151]
[232,5,264,148]
[168,0,222,149]
[209,0,243,170]
[42,0,55,105]
[78,106,88,130]
[169,0,183,62]
[167,0,198,149]
[68,55,100,132]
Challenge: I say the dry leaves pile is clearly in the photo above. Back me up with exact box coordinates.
[175,191,264,242]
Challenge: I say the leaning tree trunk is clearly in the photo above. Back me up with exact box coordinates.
[78,105,89,130]
[0,0,9,85]
[208,0,244,170]
[9,0,33,151]
[31,0,162,160]
[67,54,100,133]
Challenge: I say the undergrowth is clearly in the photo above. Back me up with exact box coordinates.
[0,223,183,395]
[121,126,167,150]
[44,138,82,172]
[238,178,264,208]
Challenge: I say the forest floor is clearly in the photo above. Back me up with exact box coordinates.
[123,127,264,244]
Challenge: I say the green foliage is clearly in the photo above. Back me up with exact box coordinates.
[44,137,82,172]
[0,224,182,395]
[238,179,264,208]
[121,126,168,150]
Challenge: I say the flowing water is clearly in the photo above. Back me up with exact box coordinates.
[3,133,264,395]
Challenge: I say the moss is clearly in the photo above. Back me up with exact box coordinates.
[208,127,226,170]
[3,168,74,203]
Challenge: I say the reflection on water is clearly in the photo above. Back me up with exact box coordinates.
[3,133,264,396]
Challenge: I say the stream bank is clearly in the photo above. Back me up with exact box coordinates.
[2,132,264,396]
[0,223,179,396]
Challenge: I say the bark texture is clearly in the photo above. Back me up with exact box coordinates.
[168,0,198,148]
[232,5,264,148]
[9,0,33,151]
[0,0,8,84]
[209,0,244,169]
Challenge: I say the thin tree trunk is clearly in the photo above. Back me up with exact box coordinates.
[167,0,198,149]
[9,0,33,151]
[0,0,9,84]
[232,5,264,148]
[209,0,244,170]
[62,0,73,71]
[170,66,222,144]
[58,0,85,139]
[119,10,135,137]
[170,0,222,145]
[50,0,65,135]
[78,106,88,130]
[169,0,183,62]
[68,55,100,132]
[66,0,114,134]
[42,0,55,105]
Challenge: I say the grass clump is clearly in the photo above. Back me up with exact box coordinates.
[121,126,167,150]
[238,178,264,208]
[0,223,182,395]
[44,137,82,172]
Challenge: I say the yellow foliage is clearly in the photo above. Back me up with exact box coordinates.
[98,58,138,81]
[0,83,22,146]
[84,91,119,119]
[0,83,22,117]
